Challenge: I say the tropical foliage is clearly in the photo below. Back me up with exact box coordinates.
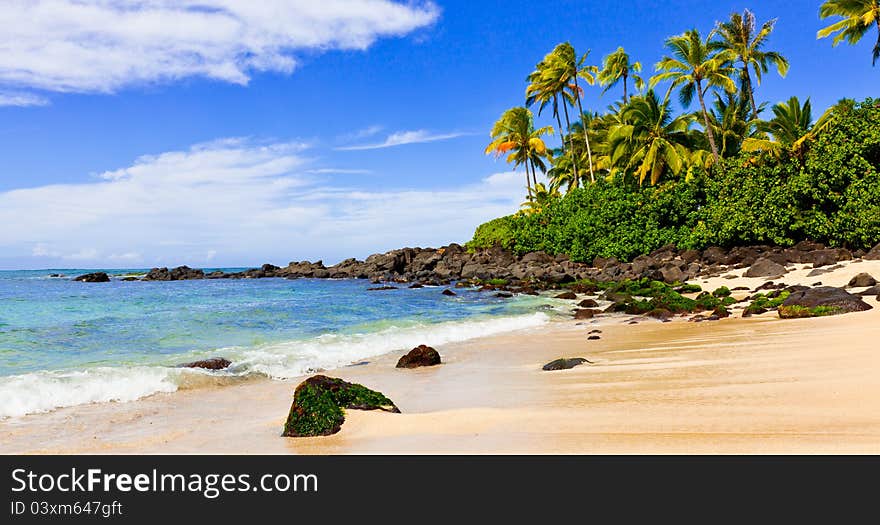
[476,4,880,260]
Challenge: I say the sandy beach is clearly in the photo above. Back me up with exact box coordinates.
[2,260,879,454]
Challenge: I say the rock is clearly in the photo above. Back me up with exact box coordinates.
[864,243,880,260]
[555,291,577,300]
[494,292,513,298]
[573,308,600,320]
[179,357,232,370]
[143,265,205,281]
[744,258,787,278]
[282,375,399,437]
[587,335,601,340]
[409,283,424,289]
[121,277,139,281]
[542,358,590,371]
[646,308,674,321]
[441,289,457,296]
[396,345,441,369]
[780,286,872,317]
[577,299,600,308]
[858,285,880,296]
[588,329,602,334]
[367,285,398,291]
[809,249,851,268]
[73,272,110,283]
[848,273,877,288]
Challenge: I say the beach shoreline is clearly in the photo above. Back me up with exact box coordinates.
[2,259,879,454]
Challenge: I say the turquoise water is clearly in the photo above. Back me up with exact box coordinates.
[0,269,557,417]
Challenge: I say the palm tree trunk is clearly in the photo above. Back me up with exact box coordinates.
[530,159,538,189]
[560,100,580,181]
[696,80,721,163]
[524,161,533,201]
[874,19,880,66]
[622,72,628,103]
[571,79,596,183]
[552,95,565,151]
[743,65,758,119]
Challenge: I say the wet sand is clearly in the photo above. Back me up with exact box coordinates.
[2,260,879,454]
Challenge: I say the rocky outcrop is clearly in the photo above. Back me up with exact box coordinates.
[73,272,110,283]
[143,266,205,281]
[396,345,441,369]
[179,357,232,370]
[282,375,399,437]
[779,286,872,318]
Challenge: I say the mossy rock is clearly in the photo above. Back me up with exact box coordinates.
[282,375,399,437]
[778,305,844,319]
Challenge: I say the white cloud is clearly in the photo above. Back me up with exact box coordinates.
[0,1,439,99]
[336,130,472,151]
[0,91,50,107]
[0,139,527,268]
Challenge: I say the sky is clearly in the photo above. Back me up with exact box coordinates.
[0,0,876,269]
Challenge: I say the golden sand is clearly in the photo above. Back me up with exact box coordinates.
[2,260,879,454]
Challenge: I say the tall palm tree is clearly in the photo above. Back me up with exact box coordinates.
[485,107,554,200]
[607,91,697,185]
[527,52,579,181]
[818,0,880,65]
[711,9,790,118]
[598,47,645,103]
[704,92,758,158]
[651,29,738,163]
[545,43,599,183]
[741,96,816,160]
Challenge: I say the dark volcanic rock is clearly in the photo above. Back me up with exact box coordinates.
[179,357,232,370]
[864,243,880,260]
[744,258,787,278]
[809,249,851,268]
[577,299,600,308]
[282,375,399,437]
[396,345,441,369]
[646,308,674,321]
[542,358,590,371]
[367,285,398,291]
[554,291,577,300]
[587,335,601,340]
[73,272,110,283]
[858,285,880,296]
[441,289,457,296]
[781,286,872,316]
[573,308,600,320]
[848,273,877,288]
[144,266,205,281]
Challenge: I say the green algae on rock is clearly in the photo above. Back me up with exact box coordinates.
[282,375,400,437]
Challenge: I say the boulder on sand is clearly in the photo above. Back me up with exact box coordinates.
[282,375,399,437]
[554,291,577,300]
[396,345,442,369]
[848,273,877,288]
[179,357,232,370]
[573,308,600,320]
[542,358,591,371]
[779,286,872,318]
[744,258,787,278]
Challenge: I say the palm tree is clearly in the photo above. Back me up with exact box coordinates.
[817,0,880,65]
[485,107,554,200]
[598,47,645,103]
[704,92,757,158]
[607,91,697,185]
[711,9,789,118]
[527,52,579,181]
[651,29,738,164]
[519,183,561,215]
[545,43,599,183]
[741,96,816,160]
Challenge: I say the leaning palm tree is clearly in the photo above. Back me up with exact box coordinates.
[545,43,599,183]
[527,52,579,181]
[607,91,697,185]
[817,0,880,65]
[485,107,554,200]
[598,47,645,103]
[651,29,738,163]
[711,9,789,118]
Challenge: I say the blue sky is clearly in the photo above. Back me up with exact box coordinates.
[0,0,876,269]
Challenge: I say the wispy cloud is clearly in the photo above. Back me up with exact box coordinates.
[0,91,50,107]
[336,130,473,151]
[0,1,439,102]
[1,139,524,268]
[305,168,374,175]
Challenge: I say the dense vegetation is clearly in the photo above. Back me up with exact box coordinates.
[472,4,880,262]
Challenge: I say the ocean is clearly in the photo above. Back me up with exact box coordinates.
[0,269,560,418]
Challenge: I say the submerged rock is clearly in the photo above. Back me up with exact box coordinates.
[282,375,399,437]
[396,345,442,369]
[441,288,457,296]
[542,358,591,371]
[179,357,232,370]
[73,272,110,283]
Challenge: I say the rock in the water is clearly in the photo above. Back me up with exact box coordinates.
[409,283,424,289]
[577,299,600,308]
[744,258,787,278]
[396,345,441,369]
[441,289,457,296]
[542,358,590,371]
[555,291,577,300]
[367,285,398,291]
[179,357,232,370]
[282,375,399,437]
[848,273,877,288]
[73,272,110,283]
[494,292,513,298]
[779,286,872,318]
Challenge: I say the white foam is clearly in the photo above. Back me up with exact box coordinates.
[0,312,549,418]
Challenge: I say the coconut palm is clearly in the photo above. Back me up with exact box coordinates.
[519,183,561,215]
[651,29,738,164]
[704,92,759,158]
[607,91,697,185]
[598,47,645,103]
[741,96,815,160]
[527,52,580,181]
[711,9,790,118]
[818,0,880,65]
[485,107,554,200]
